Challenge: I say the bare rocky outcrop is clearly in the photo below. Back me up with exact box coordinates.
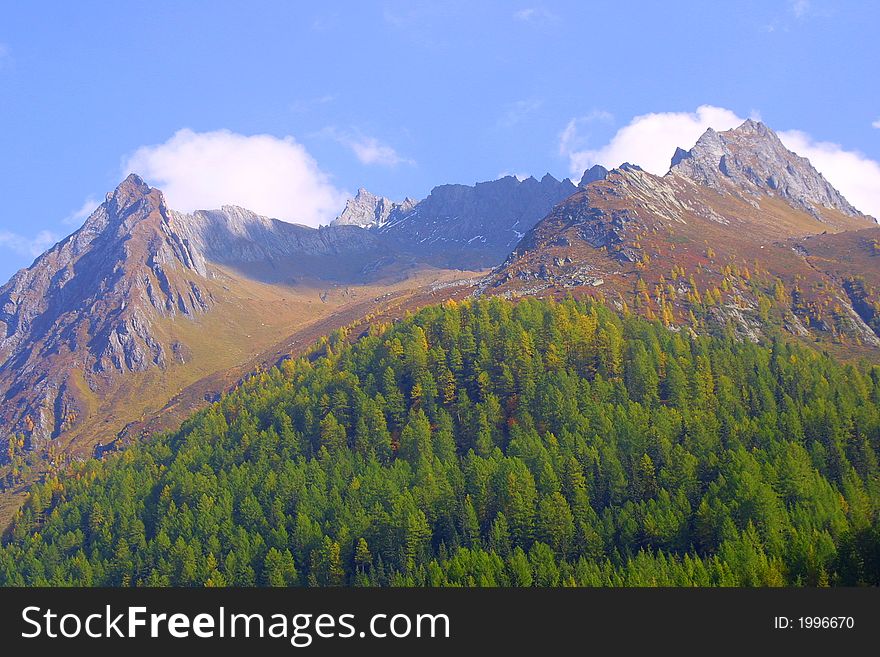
[379,173,579,268]
[578,164,609,187]
[330,188,416,229]
[669,119,867,219]
[0,175,219,447]
[330,174,585,269]
[0,176,398,450]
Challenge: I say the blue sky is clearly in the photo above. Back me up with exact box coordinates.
[1,0,878,282]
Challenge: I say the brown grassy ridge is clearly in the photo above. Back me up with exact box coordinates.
[0,263,482,529]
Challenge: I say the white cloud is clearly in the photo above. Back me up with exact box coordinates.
[0,229,60,258]
[790,0,810,18]
[0,43,10,69]
[873,118,880,129]
[63,197,101,226]
[560,105,745,176]
[777,130,880,218]
[559,104,880,218]
[514,7,556,22]
[320,128,414,166]
[289,94,336,113]
[498,99,544,129]
[557,111,614,160]
[349,137,412,166]
[123,129,347,226]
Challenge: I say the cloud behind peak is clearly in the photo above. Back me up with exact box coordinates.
[123,129,347,226]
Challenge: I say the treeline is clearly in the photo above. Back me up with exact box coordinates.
[1,297,879,586]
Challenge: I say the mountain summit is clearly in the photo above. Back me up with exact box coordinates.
[379,173,578,268]
[0,175,405,451]
[330,174,579,269]
[0,174,215,448]
[331,188,416,229]
[489,120,879,351]
[3,121,880,532]
[669,119,864,219]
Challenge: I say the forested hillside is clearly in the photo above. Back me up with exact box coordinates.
[2,297,879,586]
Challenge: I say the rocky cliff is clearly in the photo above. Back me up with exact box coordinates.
[669,119,865,219]
[379,173,578,268]
[330,188,416,229]
[0,176,408,451]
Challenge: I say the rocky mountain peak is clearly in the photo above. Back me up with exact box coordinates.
[378,173,578,268]
[668,120,863,219]
[0,173,221,446]
[579,164,609,187]
[331,188,415,229]
[71,174,159,240]
[109,173,152,207]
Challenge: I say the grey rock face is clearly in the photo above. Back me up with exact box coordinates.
[579,165,609,187]
[379,174,578,268]
[0,177,402,386]
[330,188,417,229]
[0,175,402,449]
[0,175,208,369]
[669,119,864,218]
[171,205,388,268]
[0,174,217,447]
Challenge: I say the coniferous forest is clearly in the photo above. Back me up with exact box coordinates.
[1,297,879,586]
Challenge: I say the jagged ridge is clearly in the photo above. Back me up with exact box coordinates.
[669,119,865,220]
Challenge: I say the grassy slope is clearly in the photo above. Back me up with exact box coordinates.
[0,264,481,528]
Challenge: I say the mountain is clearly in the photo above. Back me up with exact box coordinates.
[168,204,403,284]
[669,119,865,220]
[0,175,212,445]
[379,173,578,268]
[487,121,880,353]
[333,173,582,269]
[3,296,879,586]
[3,119,880,530]
[0,169,588,519]
[0,175,465,490]
[578,164,609,187]
[330,188,416,229]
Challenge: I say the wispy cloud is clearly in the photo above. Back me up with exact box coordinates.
[382,3,449,28]
[790,0,811,18]
[557,110,614,161]
[0,43,10,69]
[0,229,60,259]
[872,118,880,129]
[319,127,414,166]
[63,197,101,227]
[497,99,544,129]
[310,12,339,32]
[289,94,336,113]
[761,0,825,33]
[124,129,347,226]
[382,3,458,47]
[513,7,557,22]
